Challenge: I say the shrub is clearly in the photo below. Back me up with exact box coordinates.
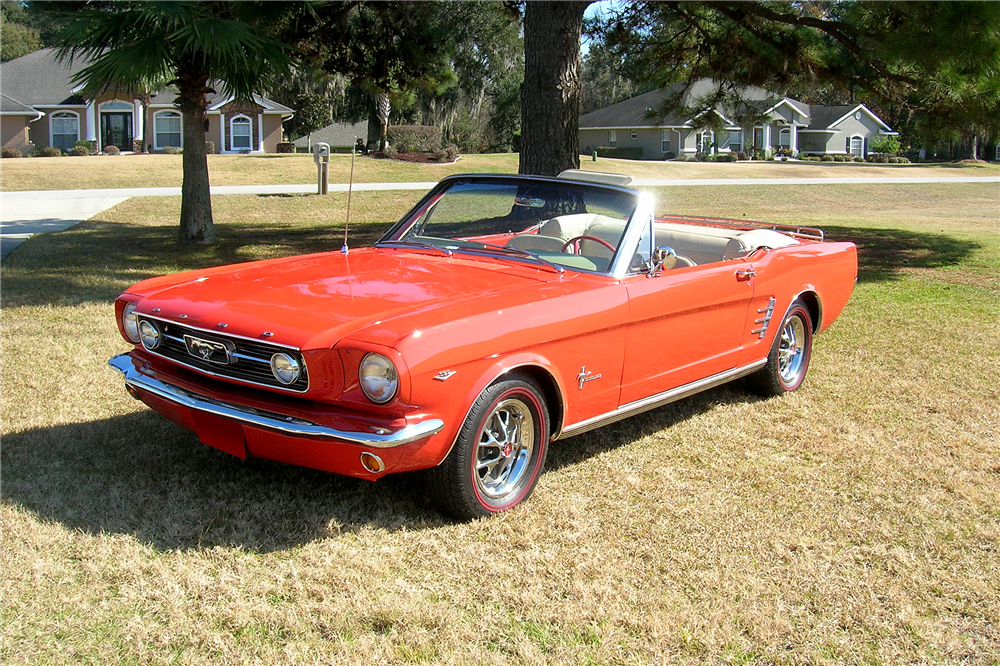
[870,135,900,155]
[2,146,23,158]
[387,125,442,152]
[161,146,179,155]
[595,146,643,160]
[70,145,91,157]
[276,142,295,154]
[819,154,833,162]
[133,139,144,153]
[716,153,737,162]
[854,156,865,162]
[102,145,121,155]
[869,153,888,163]
[35,146,62,157]
[295,146,310,153]
[833,154,847,162]
[205,141,215,155]
[444,144,459,160]
[75,139,96,154]
[735,151,747,161]
[694,152,709,162]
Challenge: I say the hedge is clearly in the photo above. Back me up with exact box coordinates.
[596,146,643,160]
[387,125,442,152]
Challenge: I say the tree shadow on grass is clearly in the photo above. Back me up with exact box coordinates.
[822,225,980,282]
[0,215,394,309]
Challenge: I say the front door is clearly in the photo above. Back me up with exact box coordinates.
[101,112,133,152]
[619,262,755,406]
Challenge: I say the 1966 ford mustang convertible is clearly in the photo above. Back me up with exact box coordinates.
[110,170,857,519]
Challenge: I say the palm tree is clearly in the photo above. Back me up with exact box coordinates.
[55,1,293,244]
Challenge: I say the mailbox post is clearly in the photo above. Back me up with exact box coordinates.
[312,142,330,195]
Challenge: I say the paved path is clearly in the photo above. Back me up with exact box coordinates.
[2,175,996,261]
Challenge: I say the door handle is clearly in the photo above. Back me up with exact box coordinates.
[735,268,756,280]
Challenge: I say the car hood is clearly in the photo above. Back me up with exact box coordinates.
[127,248,556,349]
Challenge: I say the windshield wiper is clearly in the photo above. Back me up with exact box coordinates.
[459,243,564,274]
[377,239,454,257]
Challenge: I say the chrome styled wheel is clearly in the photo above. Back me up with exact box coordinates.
[427,377,549,520]
[475,397,535,501]
[748,298,813,397]
[777,315,807,386]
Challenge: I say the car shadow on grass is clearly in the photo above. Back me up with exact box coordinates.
[0,410,452,552]
[822,225,980,282]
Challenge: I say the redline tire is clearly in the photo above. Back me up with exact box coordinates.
[427,377,549,520]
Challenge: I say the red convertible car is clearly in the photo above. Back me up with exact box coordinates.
[109,171,857,519]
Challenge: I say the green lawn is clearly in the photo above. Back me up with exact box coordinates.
[1,151,997,191]
[2,182,998,664]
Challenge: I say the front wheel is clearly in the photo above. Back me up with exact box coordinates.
[748,300,813,397]
[427,377,549,520]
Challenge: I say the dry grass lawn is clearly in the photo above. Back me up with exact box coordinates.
[2,182,998,664]
[1,151,997,191]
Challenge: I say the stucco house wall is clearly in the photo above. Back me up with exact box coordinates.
[1,116,32,151]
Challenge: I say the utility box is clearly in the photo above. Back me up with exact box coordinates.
[313,142,330,194]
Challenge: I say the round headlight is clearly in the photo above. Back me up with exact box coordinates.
[138,319,161,349]
[270,352,301,385]
[122,302,140,343]
[359,353,398,404]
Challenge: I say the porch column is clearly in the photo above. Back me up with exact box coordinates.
[257,113,264,152]
[764,125,771,151]
[85,99,97,142]
[133,100,143,146]
[791,124,798,154]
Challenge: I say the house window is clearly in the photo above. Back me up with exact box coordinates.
[728,130,743,152]
[230,115,252,150]
[779,128,791,149]
[609,130,617,148]
[50,111,79,151]
[154,111,182,149]
[850,136,864,158]
[630,129,637,140]
[661,129,671,153]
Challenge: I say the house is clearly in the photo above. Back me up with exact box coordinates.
[1,48,294,155]
[579,79,897,159]
[292,120,369,152]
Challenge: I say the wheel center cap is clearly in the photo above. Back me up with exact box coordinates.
[502,442,513,458]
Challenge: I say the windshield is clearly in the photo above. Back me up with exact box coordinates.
[379,177,639,273]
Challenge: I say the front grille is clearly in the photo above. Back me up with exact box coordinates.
[137,316,309,392]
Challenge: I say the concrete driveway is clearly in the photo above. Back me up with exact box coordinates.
[0,193,128,259]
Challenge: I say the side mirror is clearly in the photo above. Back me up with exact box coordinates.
[648,246,677,275]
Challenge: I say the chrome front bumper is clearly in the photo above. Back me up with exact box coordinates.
[108,354,444,448]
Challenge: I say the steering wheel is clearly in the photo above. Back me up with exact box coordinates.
[560,235,616,255]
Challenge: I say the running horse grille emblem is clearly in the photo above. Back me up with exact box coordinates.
[183,335,233,365]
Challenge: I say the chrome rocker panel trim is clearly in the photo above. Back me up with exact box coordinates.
[557,359,768,439]
[108,354,444,448]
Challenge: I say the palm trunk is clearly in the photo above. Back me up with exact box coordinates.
[519,1,591,176]
[176,71,215,244]
[376,91,390,151]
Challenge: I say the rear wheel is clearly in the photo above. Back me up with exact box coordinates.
[748,300,813,397]
[428,377,549,520]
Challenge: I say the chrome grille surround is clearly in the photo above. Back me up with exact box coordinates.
[135,314,309,393]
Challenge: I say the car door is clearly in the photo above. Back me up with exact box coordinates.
[619,261,756,406]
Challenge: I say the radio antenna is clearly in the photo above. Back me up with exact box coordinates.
[341,138,357,254]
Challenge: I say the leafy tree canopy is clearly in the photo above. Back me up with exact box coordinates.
[588,1,1000,147]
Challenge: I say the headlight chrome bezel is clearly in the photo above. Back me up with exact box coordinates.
[122,301,140,343]
[138,319,161,349]
[359,352,399,404]
[270,352,301,386]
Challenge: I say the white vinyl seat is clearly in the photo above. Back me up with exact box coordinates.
[507,234,567,254]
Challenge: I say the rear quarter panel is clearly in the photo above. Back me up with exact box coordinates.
[739,241,858,365]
